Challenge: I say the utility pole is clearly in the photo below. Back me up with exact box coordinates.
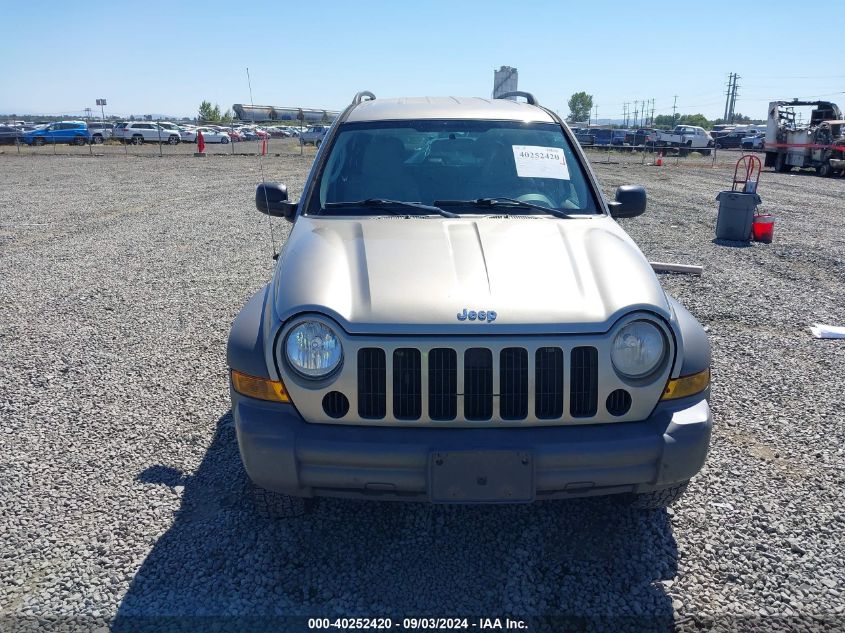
[84,107,92,122]
[649,99,655,127]
[728,75,740,123]
[672,95,678,127]
[593,104,598,126]
[633,101,639,128]
[623,102,628,128]
[724,73,735,122]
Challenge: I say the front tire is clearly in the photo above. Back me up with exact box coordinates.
[252,485,312,519]
[34,137,46,146]
[221,136,229,144]
[819,162,833,177]
[93,134,104,144]
[627,481,689,510]
[168,135,179,145]
[132,135,143,145]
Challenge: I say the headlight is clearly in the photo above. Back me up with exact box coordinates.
[611,320,666,379]
[285,321,343,378]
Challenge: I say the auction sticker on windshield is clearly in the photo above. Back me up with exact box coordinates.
[512,145,570,180]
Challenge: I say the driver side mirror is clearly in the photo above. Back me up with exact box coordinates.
[608,185,646,218]
[255,182,297,221]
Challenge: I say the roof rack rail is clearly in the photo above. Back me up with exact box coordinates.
[352,91,376,105]
[495,91,538,106]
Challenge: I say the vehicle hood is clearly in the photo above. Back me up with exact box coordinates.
[272,215,671,335]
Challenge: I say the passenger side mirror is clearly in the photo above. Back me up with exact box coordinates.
[255,182,297,221]
[608,185,647,218]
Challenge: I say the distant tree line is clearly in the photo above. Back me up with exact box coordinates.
[565,91,762,129]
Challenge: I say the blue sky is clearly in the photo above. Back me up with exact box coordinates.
[1,0,842,121]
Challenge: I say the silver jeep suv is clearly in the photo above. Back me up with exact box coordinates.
[228,90,712,517]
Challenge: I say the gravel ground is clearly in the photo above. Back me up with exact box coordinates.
[1,153,843,632]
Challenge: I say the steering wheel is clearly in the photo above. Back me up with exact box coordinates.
[516,193,555,208]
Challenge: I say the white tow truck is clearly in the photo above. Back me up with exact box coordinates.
[654,125,714,155]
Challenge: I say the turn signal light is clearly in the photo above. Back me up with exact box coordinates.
[661,369,710,400]
[231,370,290,403]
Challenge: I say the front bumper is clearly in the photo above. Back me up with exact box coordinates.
[232,389,712,503]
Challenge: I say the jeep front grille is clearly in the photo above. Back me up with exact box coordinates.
[428,348,457,420]
[357,348,386,418]
[535,346,564,419]
[356,345,599,423]
[392,348,421,420]
[570,346,599,417]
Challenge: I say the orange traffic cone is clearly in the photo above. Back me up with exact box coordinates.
[260,138,267,156]
[655,151,663,166]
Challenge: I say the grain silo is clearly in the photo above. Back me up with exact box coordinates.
[493,66,518,99]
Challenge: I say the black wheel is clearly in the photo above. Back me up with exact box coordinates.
[34,137,45,146]
[819,162,833,178]
[93,134,104,145]
[75,136,86,146]
[168,135,179,145]
[252,485,313,519]
[221,136,229,144]
[315,139,322,147]
[775,153,792,173]
[627,481,689,510]
[132,135,143,145]
[715,143,722,149]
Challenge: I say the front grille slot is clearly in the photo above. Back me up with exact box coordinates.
[428,348,457,421]
[393,348,421,420]
[500,348,528,420]
[570,346,598,417]
[535,347,564,419]
[357,348,386,419]
[464,348,493,421]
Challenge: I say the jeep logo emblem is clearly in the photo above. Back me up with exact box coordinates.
[457,309,497,323]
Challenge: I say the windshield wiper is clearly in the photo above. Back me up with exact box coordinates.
[325,198,458,218]
[434,197,575,219]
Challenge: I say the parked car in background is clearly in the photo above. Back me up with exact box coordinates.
[571,127,595,146]
[625,129,659,147]
[299,125,330,146]
[610,129,628,146]
[114,122,181,145]
[192,127,230,144]
[741,133,765,150]
[589,128,614,146]
[87,122,113,144]
[713,131,745,149]
[655,126,713,152]
[179,127,198,142]
[22,121,91,146]
[268,127,292,138]
[0,125,23,144]
[227,129,244,142]
[157,122,184,139]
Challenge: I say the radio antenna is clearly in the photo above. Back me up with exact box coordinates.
[247,66,277,259]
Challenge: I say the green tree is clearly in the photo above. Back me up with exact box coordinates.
[198,100,222,122]
[654,114,677,128]
[567,91,593,123]
[221,108,234,123]
[198,100,214,121]
[678,113,710,128]
[655,113,711,129]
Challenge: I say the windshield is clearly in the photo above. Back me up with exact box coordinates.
[307,119,598,215]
